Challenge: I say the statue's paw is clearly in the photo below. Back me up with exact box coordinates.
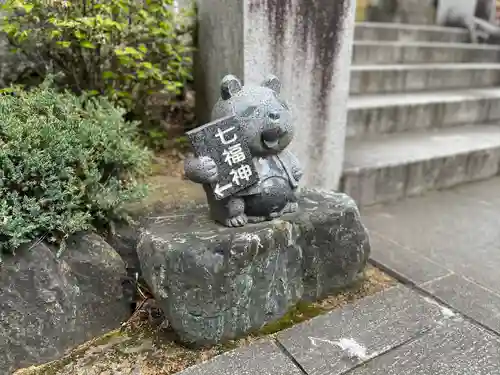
[225,214,248,227]
[284,202,299,213]
[184,156,219,184]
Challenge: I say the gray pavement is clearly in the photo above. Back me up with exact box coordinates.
[364,177,500,336]
[178,177,500,374]
[180,284,500,374]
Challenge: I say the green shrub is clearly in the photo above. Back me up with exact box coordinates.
[0,0,194,127]
[0,80,151,257]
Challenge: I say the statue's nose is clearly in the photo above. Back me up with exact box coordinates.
[268,111,280,121]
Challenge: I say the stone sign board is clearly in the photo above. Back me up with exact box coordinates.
[186,115,259,200]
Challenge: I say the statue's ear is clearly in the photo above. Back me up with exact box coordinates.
[220,74,242,100]
[261,74,281,94]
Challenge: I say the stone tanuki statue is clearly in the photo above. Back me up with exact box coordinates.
[184,74,303,227]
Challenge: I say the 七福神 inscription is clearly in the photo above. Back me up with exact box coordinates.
[186,116,259,199]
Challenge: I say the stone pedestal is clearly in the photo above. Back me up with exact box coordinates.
[194,0,355,191]
[138,189,370,346]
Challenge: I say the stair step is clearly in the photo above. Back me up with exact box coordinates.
[353,41,500,65]
[347,87,500,139]
[350,63,500,95]
[355,22,469,43]
[341,125,500,207]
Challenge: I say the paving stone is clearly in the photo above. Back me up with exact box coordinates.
[176,340,303,375]
[422,273,500,335]
[276,286,452,375]
[349,319,500,375]
[361,189,500,293]
[450,177,500,211]
[369,232,452,286]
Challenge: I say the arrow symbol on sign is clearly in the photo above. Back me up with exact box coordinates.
[214,182,233,198]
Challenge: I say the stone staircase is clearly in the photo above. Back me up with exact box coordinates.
[341,22,500,207]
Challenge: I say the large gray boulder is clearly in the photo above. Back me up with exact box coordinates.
[0,233,130,374]
[138,189,370,346]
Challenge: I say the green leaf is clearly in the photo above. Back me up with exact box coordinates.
[1,23,18,35]
[102,71,116,79]
[51,30,62,38]
[22,3,34,13]
[74,30,84,39]
[117,55,133,65]
[80,40,95,49]
[116,90,132,98]
[122,46,143,57]
[12,29,25,41]
[56,41,71,48]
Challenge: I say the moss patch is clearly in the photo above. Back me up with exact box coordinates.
[259,302,324,335]
[258,266,395,335]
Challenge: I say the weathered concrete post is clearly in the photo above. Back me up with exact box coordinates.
[195,0,356,190]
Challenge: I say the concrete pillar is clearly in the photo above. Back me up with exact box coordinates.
[195,0,356,190]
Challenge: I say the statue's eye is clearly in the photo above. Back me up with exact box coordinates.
[281,101,289,110]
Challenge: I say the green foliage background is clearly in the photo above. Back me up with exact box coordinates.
[1,0,194,130]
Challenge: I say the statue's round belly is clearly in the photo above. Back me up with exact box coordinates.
[244,176,291,217]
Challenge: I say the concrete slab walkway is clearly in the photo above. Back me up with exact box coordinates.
[179,285,500,374]
[364,177,500,337]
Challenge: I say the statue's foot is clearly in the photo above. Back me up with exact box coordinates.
[224,214,248,227]
[282,201,299,214]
